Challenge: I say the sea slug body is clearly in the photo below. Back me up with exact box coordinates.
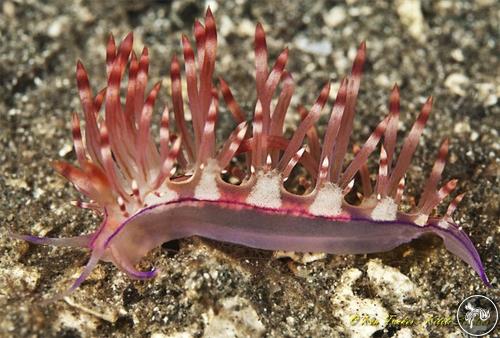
[12,8,490,300]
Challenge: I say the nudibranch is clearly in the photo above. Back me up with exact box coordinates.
[13,8,490,300]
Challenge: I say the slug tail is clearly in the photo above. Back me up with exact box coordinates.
[427,220,491,287]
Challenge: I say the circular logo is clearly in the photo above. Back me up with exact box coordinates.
[457,295,498,336]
